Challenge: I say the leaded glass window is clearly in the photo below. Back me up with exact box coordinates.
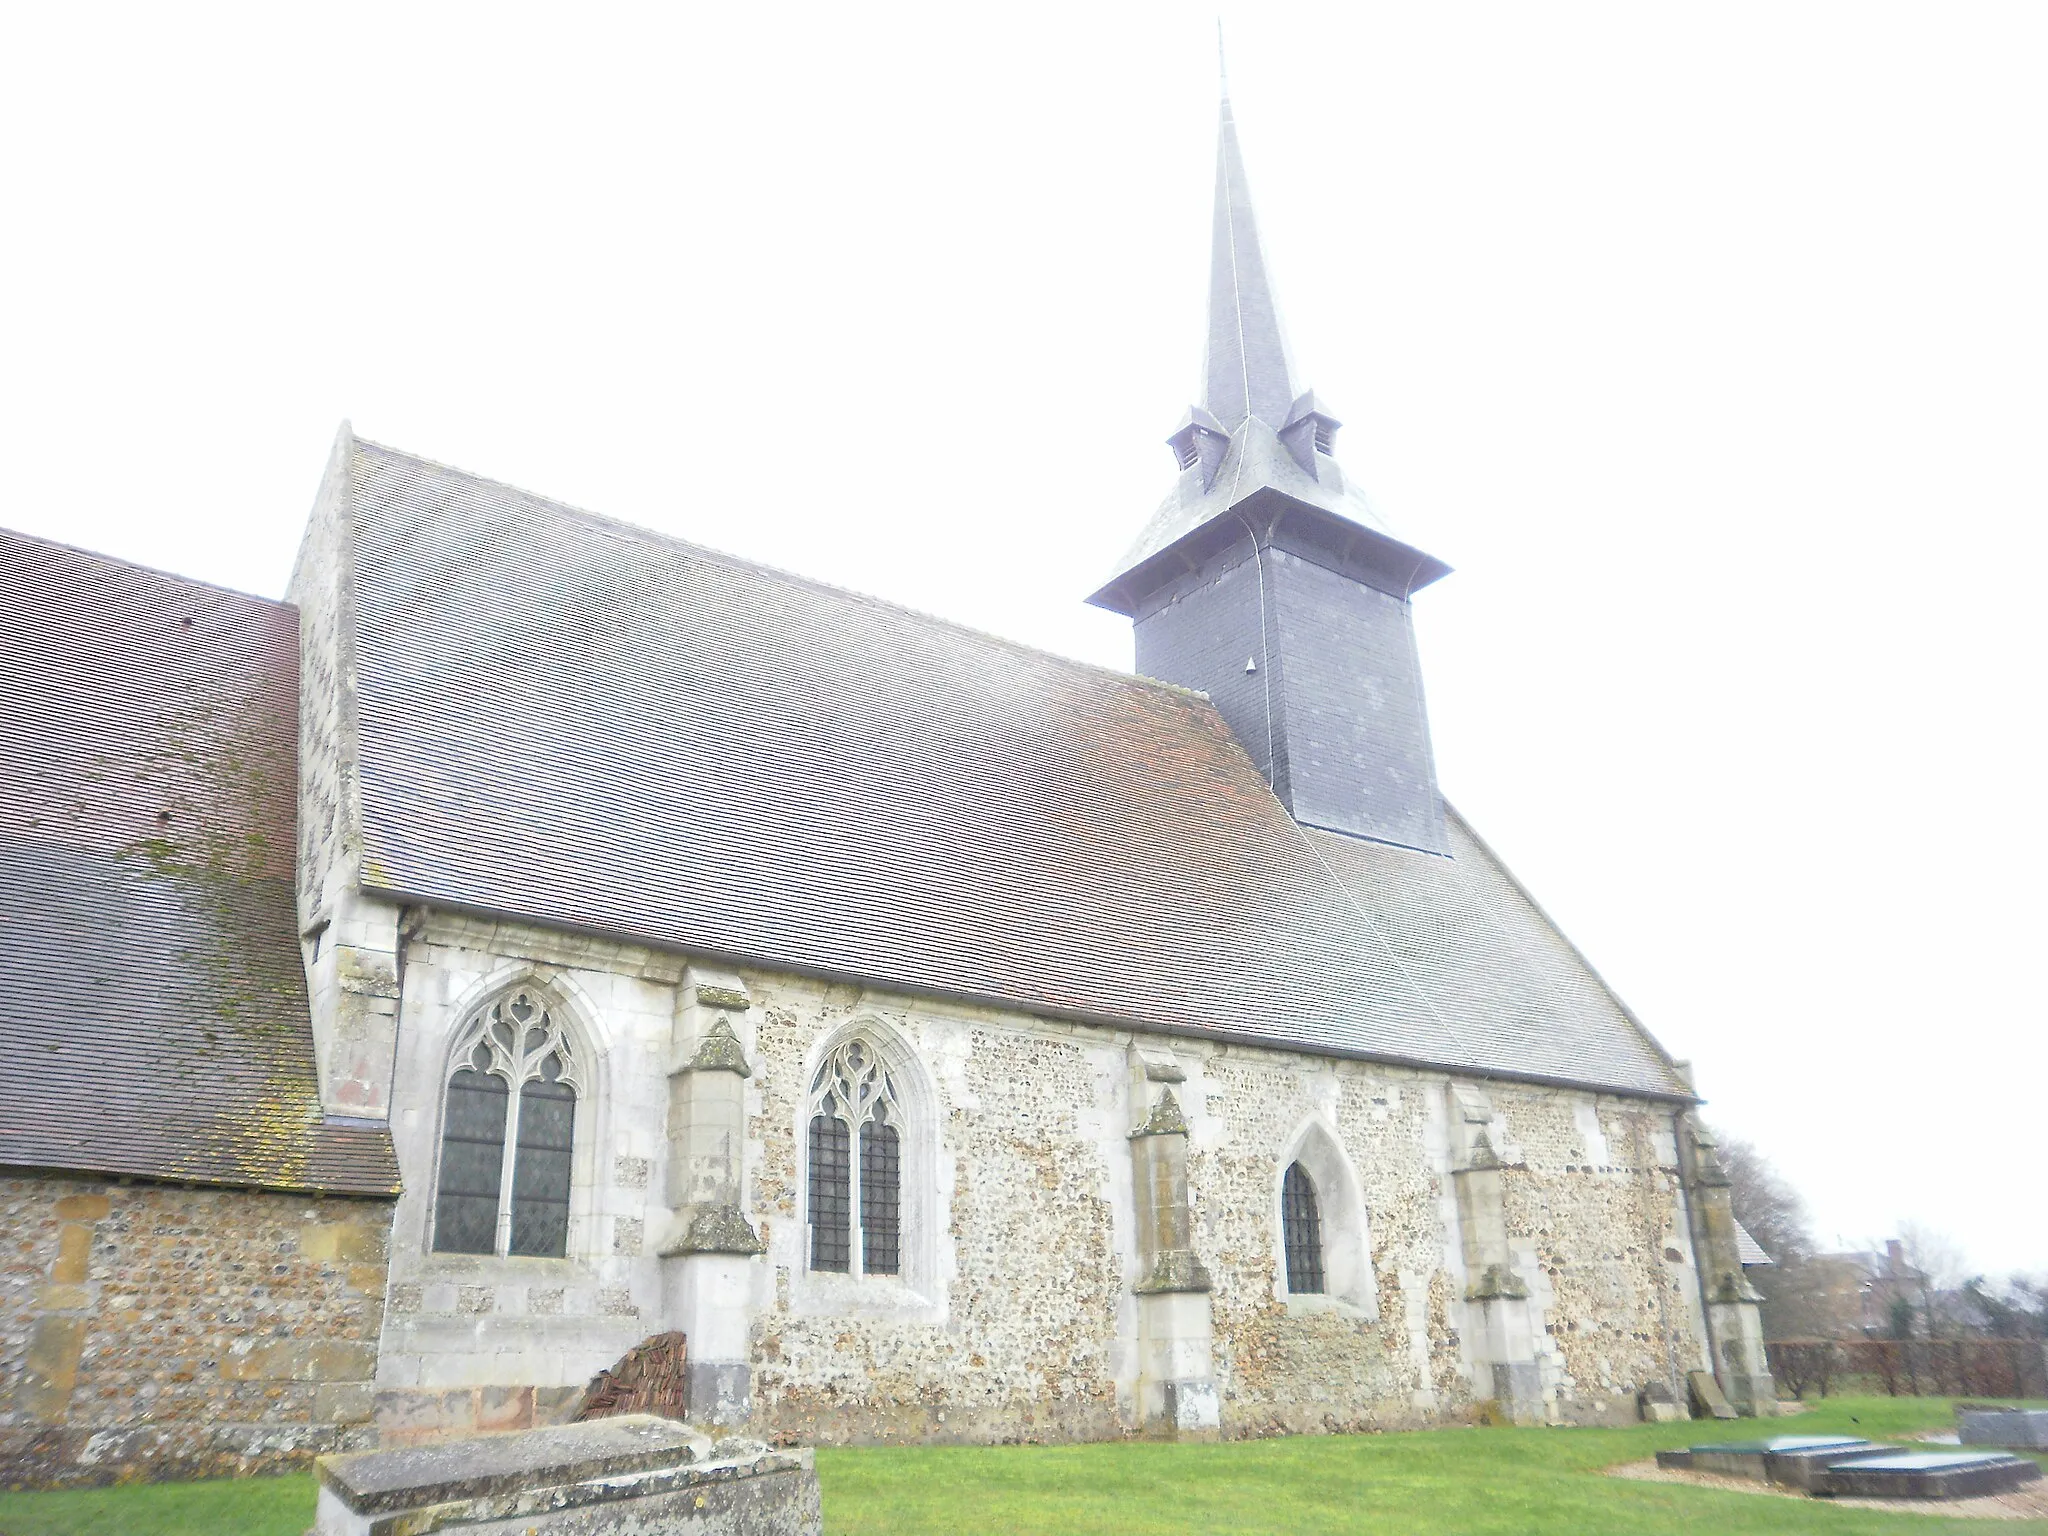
[433,990,580,1258]
[806,1038,901,1277]
[1282,1161,1325,1294]
[860,1119,900,1276]
[808,1115,851,1271]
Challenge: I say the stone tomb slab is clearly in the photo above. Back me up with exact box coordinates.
[1813,1451,2042,1501]
[314,1413,821,1535]
[1657,1435,1875,1483]
[1959,1408,2048,1451]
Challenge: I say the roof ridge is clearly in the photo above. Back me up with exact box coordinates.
[0,524,292,611]
[348,434,1213,707]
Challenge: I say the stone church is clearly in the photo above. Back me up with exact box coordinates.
[0,88,1772,1487]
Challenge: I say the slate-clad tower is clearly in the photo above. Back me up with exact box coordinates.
[1089,85,1453,855]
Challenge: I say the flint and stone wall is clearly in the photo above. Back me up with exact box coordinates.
[0,1174,392,1488]
[369,909,1712,1445]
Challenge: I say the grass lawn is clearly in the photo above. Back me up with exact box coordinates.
[1,1397,2041,1536]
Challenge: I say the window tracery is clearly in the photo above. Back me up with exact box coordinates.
[806,1037,901,1276]
[433,988,580,1259]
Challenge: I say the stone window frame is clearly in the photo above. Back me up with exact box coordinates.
[790,1017,940,1317]
[1272,1115,1378,1319]
[423,975,608,1268]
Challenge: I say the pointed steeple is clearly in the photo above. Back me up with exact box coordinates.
[1206,86,1296,432]
[1088,68,1457,856]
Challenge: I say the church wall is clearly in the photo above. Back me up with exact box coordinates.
[287,431,404,1120]
[371,909,1709,1445]
[0,1172,392,1489]
[374,914,683,1443]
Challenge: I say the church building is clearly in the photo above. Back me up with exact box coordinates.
[0,85,1772,1487]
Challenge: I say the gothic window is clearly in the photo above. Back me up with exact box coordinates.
[433,989,580,1258]
[806,1037,901,1276]
[1282,1160,1325,1294]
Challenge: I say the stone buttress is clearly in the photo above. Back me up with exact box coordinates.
[659,968,766,1425]
[1679,1117,1776,1416]
[1127,1047,1219,1437]
[1445,1085,1546,1423]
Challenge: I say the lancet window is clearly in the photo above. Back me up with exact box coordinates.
[433,989,580,1259]
[806,1037,901,1276]
[1281,1160,1325,1294]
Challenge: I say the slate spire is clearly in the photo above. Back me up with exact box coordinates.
[1205,80,1296,431]
[1089,66,1457,857]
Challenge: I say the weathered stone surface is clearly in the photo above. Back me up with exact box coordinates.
[324,1415,702,1512]
[361,911,1714,1448]
[677,1205,766,1256]
[314,1415,820,1536]
[1814,1451,2042,1500]
[689,1020,753,1075]
[1658,1435,1880,1485]
[0,1174,391,1489]
[1959,1407,2048,1451]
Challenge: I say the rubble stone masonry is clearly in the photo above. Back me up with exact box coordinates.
[367,910,1713,1447]
[0,1173,393,1488]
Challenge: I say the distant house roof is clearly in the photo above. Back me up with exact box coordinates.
[0,530,398,1195]
[334,435,1690,1101]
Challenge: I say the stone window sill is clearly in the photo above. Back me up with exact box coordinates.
[788,1270,943,1323]
[1281,1292,1377,1323]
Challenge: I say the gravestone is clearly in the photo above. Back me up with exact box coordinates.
[1658,1435,2041,1501]
[1958,1406,2048,1451]
[1658,1434,1875,1483]
[1812,1450,2042,1500]
[313,1414,819,1535]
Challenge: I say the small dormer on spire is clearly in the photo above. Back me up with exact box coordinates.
[1166,405,1230,489]
[1278,390,1342,477]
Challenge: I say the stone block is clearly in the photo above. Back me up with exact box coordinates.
[302,1342,380,1382]
[223,1339,377,1383]
[346,1264,386,1297]
[313,1416,820,1536]
[1814,1451,2042,1500]
[477,1385,535,1432]
[18,1316,87,1421]
[301,1221,387,1264]
[534,1385,587,1425]
[1958,1408,2048,1451]
[316,1383,377,1425]
[52,1194,111,1222]
[38,1283,90,1311]
[51,1224,94,1284]
[374,1388,478,1441]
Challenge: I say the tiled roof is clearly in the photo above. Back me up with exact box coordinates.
[340,439,1688,1100]
[0,530,398,1195]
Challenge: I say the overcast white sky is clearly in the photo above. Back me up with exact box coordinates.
[3,3,2041,1274]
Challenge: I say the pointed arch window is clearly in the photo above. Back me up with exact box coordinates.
[1282,1161,1325,1294]
[433,989,580,1258]
[806,1038,900,1276]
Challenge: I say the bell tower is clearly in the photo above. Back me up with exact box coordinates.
[1088,82,1452,855]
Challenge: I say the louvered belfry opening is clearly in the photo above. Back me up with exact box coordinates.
[1282,1160,1325,1294]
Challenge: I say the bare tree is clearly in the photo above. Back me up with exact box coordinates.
[1712,1129,1834,1339]
[1715,1131,1814,1267]
[1896,1222,1970,1339]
